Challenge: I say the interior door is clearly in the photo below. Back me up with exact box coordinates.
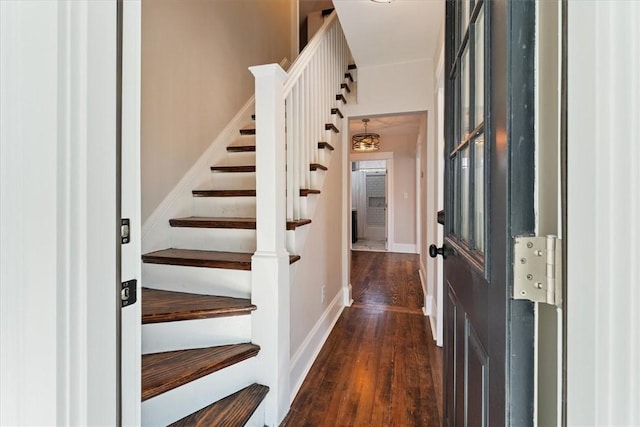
[434,1,537,425]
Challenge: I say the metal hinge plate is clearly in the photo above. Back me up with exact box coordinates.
[513,236,562,307]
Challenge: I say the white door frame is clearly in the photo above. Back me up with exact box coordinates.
[350,152,395,251]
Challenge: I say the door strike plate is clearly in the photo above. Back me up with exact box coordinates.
[513,236,562,307]
[121,218,130,244]
[121,279,137,307]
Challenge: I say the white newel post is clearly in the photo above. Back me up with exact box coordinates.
[248,64,291,426]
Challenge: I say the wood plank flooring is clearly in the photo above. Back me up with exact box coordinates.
[282,252,443,426]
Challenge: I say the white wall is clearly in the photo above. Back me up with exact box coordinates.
[567,1,640,425]
[141,0,294,220]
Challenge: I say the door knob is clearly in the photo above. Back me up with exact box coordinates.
[429,244,450,259]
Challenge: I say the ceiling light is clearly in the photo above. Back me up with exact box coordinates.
[352,119,380,152]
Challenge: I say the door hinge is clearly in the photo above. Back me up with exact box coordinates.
[513,235,562,307]
[121,279,137,307]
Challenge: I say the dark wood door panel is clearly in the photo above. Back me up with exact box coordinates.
[466,319,489,427]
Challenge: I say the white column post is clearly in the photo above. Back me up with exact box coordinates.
[248,63,291,426]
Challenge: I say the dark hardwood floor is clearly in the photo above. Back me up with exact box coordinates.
[282,251,443,426]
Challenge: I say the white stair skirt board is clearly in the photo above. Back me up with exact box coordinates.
[142,97,255,254]
[142,315,252,354]
[243,399,267,427]
[289,290,344,403]
[171,228,257,253]
[192,196,256,218]
[142,263,252,299]
[141,357,260,427]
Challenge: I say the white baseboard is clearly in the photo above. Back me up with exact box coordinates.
[418,265,429,317]
[289,290,344,403]
[343,283,353,307]
[429,311,437,342]
[390,243,418,254]
[141,96,255,253]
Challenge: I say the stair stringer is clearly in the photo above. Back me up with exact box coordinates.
[142,96,255,255]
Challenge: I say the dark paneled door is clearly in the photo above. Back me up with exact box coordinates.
[435,1,536,425]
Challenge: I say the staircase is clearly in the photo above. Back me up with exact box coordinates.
[140,11,355,426]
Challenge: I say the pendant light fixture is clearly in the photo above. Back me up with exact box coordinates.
[352,118,381,152]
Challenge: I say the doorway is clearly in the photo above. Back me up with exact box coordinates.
[351,160,388,252]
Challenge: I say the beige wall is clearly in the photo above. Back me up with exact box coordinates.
[142,0,294,220]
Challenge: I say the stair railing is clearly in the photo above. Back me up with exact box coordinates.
[248,11,351,426]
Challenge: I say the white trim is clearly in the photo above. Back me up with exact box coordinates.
[567,1,640,425]
[289,290,345,403]
[390,243,418,254]
[343,284,354,307]
[141,97,255,253]
[121,1,142,424]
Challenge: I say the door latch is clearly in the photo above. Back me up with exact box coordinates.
[513,236,562,307]
[121,218,130,244]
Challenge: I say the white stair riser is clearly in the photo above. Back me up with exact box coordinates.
[142,263,252,298]
[142,315,252,354]
[318,147,332,166]
[192,196,256,217]
[287,226,309,256]
[310,169,325,189]
[222,151,256,164]
[208,171,256,190]
[171,227,257,253]
[141,357,260,427]
[244,399,266,427]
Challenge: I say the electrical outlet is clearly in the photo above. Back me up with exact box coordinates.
[321,285,326,304]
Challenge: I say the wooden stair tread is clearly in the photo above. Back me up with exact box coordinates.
[168,383,269,427]
[300,188,321,196]
[318,141,335,151]
[142,248,300,270]
[227,144,256,152]
[348,63,357,70]
[325,123,339,133]
[310,163,328,171]
[239,128,255,135]
[340,83,351,93]
[331,107,344,118]
[142,288,255,324]
[170,216,311,230]
[211,165,256,173]
[345,72,354,82]
[141,344,260,401]
[335,94,347,104]
[193,189,256,197]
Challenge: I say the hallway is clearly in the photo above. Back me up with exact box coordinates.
[281,252,443,426]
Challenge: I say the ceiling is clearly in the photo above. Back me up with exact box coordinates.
[349,113,425,140]
[333,0,445,68]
